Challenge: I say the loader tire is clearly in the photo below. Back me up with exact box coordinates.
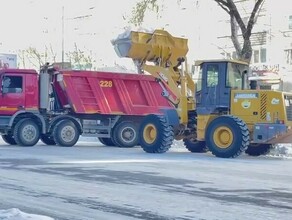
[183,139,208,153]
[113,121,139,148]
[206,115,249,158]
[2,134,17,145]
[53,120,79,147]
[245,144,272,156]
[13,119,40,146]
[98,137,116,146]
[41,134,56,145]
[139,114,174,153]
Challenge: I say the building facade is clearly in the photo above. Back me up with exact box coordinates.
[217,0,292,85]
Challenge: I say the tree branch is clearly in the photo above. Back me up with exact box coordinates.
[230,14,242,56]
[245,0,265,39]
[214,0,230,14]
[226,0,247,35]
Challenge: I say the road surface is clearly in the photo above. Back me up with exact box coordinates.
[0,138,291,220]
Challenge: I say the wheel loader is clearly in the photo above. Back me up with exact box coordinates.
[112,29,292,158]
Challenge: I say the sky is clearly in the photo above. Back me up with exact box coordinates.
[1,0,290,70]
[0,0,227,69]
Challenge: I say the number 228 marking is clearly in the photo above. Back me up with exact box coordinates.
[100,80,113,87]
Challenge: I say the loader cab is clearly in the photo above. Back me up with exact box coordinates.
[195,60,249,115]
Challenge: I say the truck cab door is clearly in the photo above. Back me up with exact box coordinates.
[196,62,230,114]
[0,74,25,115]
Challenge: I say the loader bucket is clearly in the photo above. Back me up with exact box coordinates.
[112,29,188,66]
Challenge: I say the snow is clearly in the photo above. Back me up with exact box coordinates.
[0,137,292,219]
[0,208,53,220]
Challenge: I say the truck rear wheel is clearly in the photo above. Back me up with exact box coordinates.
[1,134,17,145]
[245,144,272,156]
[113,121,139,148]
[183,139,207,153]
[53,120,79,147]
[139,114,174,153]
[206,115,249,158]
[41,134,56,145]
[98,138,116,146]
[13,119,40,146]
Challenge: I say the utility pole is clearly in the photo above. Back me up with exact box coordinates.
[62,6,65,68]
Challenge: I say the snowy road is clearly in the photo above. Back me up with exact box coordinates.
[0,138,292,220]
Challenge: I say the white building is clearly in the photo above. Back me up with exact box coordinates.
[217,0,292,82]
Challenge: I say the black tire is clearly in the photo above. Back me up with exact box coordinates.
[13,119,40,146]
[206,115,249,158]
[113,121,139,148]
[1,134,17,145]
[245,144,272,156]
[98,137,116,146]
[53,120,79,147]
[41,134,56,145]
[183,139,208,153]
[139,114,174,153]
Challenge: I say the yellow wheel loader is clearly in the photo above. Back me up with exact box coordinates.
[112,29,292,158]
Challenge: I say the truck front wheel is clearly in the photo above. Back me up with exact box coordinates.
[53,120,80,147]
[13,119,40,146]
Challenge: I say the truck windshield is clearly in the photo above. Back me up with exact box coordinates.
[226,62,247,90]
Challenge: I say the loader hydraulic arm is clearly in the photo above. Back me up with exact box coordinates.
[112,29,195,125]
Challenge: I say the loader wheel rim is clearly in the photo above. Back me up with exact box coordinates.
[60,125,76,143]
[22,124,37,142]
[143,124,157,144]
[213,126,233,149]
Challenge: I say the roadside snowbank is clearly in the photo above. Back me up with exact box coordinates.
[0,208,53,220]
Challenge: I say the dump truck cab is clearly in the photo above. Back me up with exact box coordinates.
[0,69,39,117]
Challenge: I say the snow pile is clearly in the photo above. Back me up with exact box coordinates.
[267,144,292,158]
[111,26,154,44]
[0,208,54,220]
[111,27,154,58]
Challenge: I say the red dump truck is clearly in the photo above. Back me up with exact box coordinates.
[0,64,178,148]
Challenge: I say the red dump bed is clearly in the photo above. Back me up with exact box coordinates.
[55,70,175,115]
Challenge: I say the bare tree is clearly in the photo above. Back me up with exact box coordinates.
[66,43,94,70]
[18,44,59,69]
[215,0,264,62]
[129,0,265,63]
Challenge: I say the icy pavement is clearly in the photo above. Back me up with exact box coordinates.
[0,137,292,220]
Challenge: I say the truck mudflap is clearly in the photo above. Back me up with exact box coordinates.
[253,123,292,144]
[0,116,11,133]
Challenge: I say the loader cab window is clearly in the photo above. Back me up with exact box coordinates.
[226,63,246,89]
[195,67,203,92]
[2,76,23,93]
[207,64,219,87]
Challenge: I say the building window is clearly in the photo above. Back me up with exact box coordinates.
[254,50,259,63]
[285,49,292,65]
[289,15,292,29]
[260,48,267,63]
[253,49,266,64]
